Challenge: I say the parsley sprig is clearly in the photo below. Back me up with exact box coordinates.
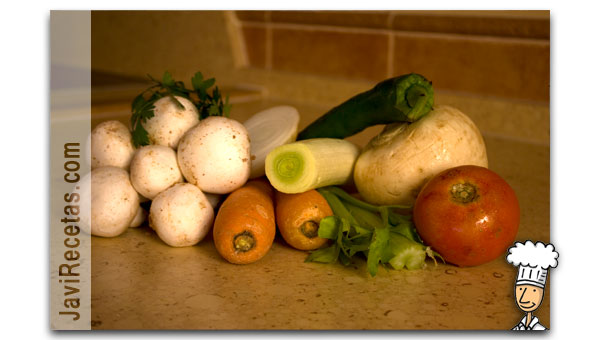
[130,71,231,147]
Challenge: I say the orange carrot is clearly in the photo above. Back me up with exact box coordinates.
[275,190,333,251]
[213,179,276,264]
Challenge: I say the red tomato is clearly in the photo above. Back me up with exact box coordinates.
[413,165,520,267]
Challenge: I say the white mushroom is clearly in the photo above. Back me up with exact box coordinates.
[142,96,200,149]
[129,145,183,199]
[138,193,150,203]
[177,116,251,194]
[149,183,214,247]
[129,206,148,228]
[204,192,222,210]
[89,120,136,170]
[79,167,139,237]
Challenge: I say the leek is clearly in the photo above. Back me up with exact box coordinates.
[265,138,360,193]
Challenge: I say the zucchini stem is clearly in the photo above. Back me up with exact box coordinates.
[404,84,429,120]
[297,73,434,140]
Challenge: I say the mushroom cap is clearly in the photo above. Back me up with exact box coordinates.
[129,205,147,228]
[90,120,136,170]
[129,145,183,199]
[141,96,200,149]
[177,116,251,194]
[149,183,214,247]
[79,166,139,237]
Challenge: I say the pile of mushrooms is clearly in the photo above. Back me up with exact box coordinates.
[83,96,252,247]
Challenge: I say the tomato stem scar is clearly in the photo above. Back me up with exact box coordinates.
[451,182,478,204]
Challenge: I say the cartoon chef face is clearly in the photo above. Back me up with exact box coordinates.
[515,283,544,313]
[506,241,558,331]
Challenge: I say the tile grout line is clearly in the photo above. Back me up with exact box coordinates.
[387,12,396,78]
[240,20,549,45]
[386,33,394,78]
[225,11,249,69]
[265,11,273,71]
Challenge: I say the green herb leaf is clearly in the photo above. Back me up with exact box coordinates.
[366,226,390,277]
[212,86,221,101]
[129,70,232,147]
[192,72,208,101]
[203,78,216,90]
[223,95,231,117]
[339,251,352,266]
[207,103,220,116]
[318,189,359,226]
[167,94,184,110]
[191,72,204,89]
[132,118,151,147]
[305,244,340,263]
[347,239,370,256]
[130,92,157,148]
[131,93,146,112]
[306,186,439,277]
[318,216,340,240]
[162,71,175,87]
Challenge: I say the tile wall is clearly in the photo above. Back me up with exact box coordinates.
[236,10,550,102]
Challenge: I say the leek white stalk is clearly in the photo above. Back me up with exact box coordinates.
[244,106,300,178]
[265,138,360,194]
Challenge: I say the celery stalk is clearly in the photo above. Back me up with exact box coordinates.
[388,233,428,270]
[306,186,441,276]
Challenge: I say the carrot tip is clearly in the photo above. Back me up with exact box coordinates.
[300,220,319,239]
[233,231,255,253]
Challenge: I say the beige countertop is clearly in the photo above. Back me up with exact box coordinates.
[90,89,549,330]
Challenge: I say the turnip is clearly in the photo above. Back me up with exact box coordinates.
[142,95,200,149]
[89,120,136,170]
[149,183,214,247]
[79,167,140,237]
[177,116,251,194]
[354,105,488,206]
[129,145,183,200]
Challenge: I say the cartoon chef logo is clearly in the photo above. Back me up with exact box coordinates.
[506,240,558,330]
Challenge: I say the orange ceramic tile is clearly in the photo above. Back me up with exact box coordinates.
[271,27,389,81]
[391,11,549,39]
[91,11,236,81]
[270,10,391,29]
[235,10,268,23]
[236,10,549,39]
[241,24,268,68]
[393,34,549,102]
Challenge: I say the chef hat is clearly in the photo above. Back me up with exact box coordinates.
[506,241,558,288]
[514,265,548,288]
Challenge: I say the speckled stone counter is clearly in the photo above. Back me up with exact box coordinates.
[90,95,549,330]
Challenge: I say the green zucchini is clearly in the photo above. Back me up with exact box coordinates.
[297,73,434,140]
